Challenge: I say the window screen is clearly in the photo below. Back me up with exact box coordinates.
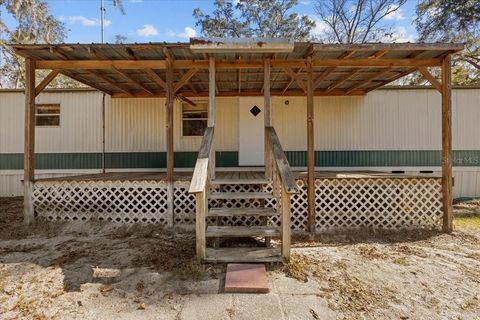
[35,104,60,126]
[182,102,208,136]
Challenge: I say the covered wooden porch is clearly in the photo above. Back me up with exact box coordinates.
[13,39,462,262]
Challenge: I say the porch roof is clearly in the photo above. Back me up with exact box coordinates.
[11,39,463,98]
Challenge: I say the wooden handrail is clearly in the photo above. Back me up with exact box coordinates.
[265,126,299,194]
[189,126,215,193]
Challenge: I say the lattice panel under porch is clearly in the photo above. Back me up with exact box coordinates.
[32,180,169,224]
[314,178,443,231]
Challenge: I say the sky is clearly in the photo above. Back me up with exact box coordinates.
[6,0,420,43]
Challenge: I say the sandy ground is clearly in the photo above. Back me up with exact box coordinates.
[0,197,479,320]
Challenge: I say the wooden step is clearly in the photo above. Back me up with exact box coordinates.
[212,178,268,185]
[205,247,282,263]
[206,226,280,237]
[210,192,273,200]
[208,207,277,217]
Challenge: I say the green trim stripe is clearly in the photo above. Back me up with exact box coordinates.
[0,150,479,170]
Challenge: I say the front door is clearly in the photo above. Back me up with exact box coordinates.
[239,97,264,166]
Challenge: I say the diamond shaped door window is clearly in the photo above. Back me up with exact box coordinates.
[250,105,261,117]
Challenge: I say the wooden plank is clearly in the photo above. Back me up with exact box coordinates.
[208,207,277,217]
[417,67,442,93]
[189,127,214,193]
[211,178,268,185]
[206,226,280,237]
[195,191,207,261]
[441,55,453,233]
[281,185,291,260]
[34,57,444,71]
[210,192,274,200]
[35,69,60,97]
[306,56,315,234]
[264,59,271,180]
[23,58,36,225]
[166,58,174,181]
[167,181,174,227]
[208,57,216,180]
[266,127,299,194]
[205,248,281,263]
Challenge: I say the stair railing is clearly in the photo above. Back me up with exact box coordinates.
[189,126,215,261]
[265,126,299,260]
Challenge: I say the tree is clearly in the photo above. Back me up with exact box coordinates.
[314,0,407,43]
[114,34,128,44]
[0,0,66,88]
[415,0,480,84]
[1,0,126,88]
[193,0,315,40]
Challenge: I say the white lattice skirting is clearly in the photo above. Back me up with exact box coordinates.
[32,177,443,231]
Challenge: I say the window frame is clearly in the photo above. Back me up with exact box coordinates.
[181,101,208,137]
[35,103,61,128]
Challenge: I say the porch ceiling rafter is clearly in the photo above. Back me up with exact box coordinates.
[13,41,463,98]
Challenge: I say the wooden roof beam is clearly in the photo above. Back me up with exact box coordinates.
[178,69,199,94]
[338,50,356,59]
[417,67,442,92]
[313,67,335,89]
[113,68,155,95]
[366,67,417,92]
[326,69,362,92]
[174,68,199,93]
[282,67,307,93]
[144,69,166,90]
[112,88,366,98]
[282,67,303,94]
[87,70,133,96]
[368,50,388,59]
[35,69,60,97]
[345,68,393,94]
[35,57,443,70]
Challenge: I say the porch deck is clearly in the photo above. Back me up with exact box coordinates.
[35,170,439,182]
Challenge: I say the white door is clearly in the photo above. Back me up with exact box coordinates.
[239,97,264,166]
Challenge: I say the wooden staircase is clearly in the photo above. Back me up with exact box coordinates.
[206,177,281,262]
[189,126,298,263]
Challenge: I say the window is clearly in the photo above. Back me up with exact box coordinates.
[182,102,208,136]
[35,104,60,126]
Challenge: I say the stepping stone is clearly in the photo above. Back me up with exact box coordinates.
[224,263,269,293]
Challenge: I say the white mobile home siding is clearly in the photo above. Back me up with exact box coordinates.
[1,88,479,197]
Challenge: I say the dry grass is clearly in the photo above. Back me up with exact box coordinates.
[283,253,398,318]
[454,214,480,231]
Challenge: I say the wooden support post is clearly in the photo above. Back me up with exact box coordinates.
[306,56,316,235]
[264,59,272,180]
[208,57,216,179]
[166,58,175,226]
[195,190,207,261]
[166,58,174,181]
[441,55,453,233]
[281,185,291,260]
[24,58,36,225]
